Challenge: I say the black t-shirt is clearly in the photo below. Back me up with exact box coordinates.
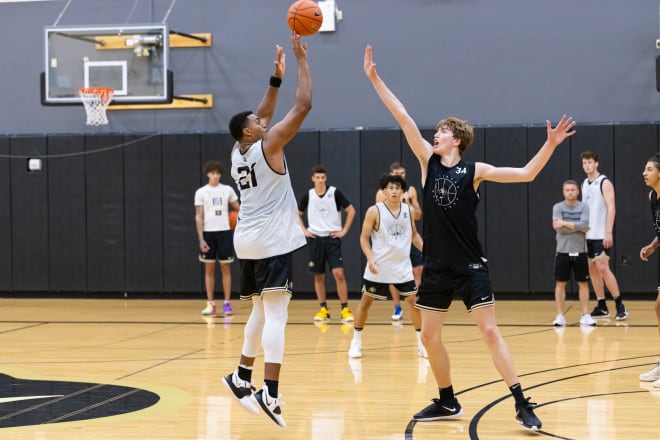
[422,155,487,274]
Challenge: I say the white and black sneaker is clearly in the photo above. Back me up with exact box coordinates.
[413,398,463,421]
[222,371,259,413]
[252,383,286,427]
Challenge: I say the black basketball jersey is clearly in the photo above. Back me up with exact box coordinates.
[422,154,488,274]
[651,190,660,240]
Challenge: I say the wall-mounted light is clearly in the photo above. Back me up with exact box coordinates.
[318,0,343,33]
[27,158,43,173]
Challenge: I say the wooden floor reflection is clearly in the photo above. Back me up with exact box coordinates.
[0,297,659,439]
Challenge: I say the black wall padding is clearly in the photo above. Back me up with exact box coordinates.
[284,130,320,295]
[320,130,362,294]
[0,137,11,291]
[527,127,571,294]
[10,136,49,291]
[484,127,529,292]
[613,124,658,292]
[162,134,201,292]
[48,135,87,292]
[85,134,125,292]
[124,134,163,292]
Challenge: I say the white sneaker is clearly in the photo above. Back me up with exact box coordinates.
[252,384,286,427]
[552,314,566,326]
[348,339,362,358]
[417,343,428,359]
[579,313,597,326]
[640,360,660,382]
[391,305,403,321]
[653,377,660,388]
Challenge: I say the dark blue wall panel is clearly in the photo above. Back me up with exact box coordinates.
[48,135,87,292]
[10,136,48,291]
[0,137,11,291]
[85,134,125,292]
[162,134,201,292]
[484,127,528,293]
[124,134,163,292]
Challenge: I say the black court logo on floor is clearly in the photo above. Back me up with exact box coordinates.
[0,373,159,428]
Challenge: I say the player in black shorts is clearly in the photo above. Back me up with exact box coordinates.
[364,44,575,431]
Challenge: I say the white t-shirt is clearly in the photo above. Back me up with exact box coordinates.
[194,183,238,231]
[230,141,305,259]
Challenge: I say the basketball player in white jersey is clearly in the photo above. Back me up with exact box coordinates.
[298,164,356,323]
[194,160,240,317]
[349,174,424,359]
[221,32,311,428]
[364,44,575,431]
[375,162,423,323]
[580,151,628,320]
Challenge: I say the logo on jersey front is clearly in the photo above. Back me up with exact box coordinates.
[314,206,329,218]
[387,223,408,242]
[432,175,459,208]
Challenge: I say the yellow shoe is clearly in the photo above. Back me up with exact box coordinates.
[341,307,354,323]
[314,306,330,321]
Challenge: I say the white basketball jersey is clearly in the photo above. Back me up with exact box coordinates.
[582,174,608,239]
[306,186,342,237]
[194,183,238,231]
[230,141,305,259]
[363,202,414,284]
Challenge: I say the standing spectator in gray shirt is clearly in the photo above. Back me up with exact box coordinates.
[552,180,596,327]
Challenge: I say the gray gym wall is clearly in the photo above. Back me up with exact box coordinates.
[0,0,658,133]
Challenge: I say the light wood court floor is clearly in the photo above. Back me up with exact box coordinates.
[1,297,659,439]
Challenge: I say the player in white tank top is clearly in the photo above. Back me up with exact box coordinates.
[231,140,305,260]
[222,34,312,428]
[363,202,415,284]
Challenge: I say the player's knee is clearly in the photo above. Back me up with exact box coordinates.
[479,325,501,346]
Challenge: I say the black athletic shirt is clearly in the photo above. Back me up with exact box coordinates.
[422,155,487,274]
[651,190,660,241]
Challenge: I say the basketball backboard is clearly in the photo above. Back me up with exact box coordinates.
[42,24,172,105]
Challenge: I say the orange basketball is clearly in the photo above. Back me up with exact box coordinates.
[228,211,238,230]
[287,0,323,36]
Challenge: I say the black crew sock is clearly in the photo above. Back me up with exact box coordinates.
[597,299,607,309]
[439,386,455,402]
[509,383,526,406]
[614,296,623,306]
[237,365,252,382]
[265,379,278,398]
[320,302,328,309]
[340,302,348,309]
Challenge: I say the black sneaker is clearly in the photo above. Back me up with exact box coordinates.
[515,397,542,430]
[222,372,259,413]
[590,306,609,318]
[413,398,463,421]
[615,302,628,320]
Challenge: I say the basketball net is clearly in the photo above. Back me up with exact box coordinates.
[78,87,114,126]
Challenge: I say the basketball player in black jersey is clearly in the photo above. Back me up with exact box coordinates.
[363,45,576,431]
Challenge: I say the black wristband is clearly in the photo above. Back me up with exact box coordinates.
[269,76,282,88]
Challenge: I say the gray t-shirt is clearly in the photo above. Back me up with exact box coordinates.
[552,200,589,254]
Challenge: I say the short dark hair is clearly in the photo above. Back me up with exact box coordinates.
[580,150,598,161]
[204,160,223,174]
[229,110,253,141]
[311,164,327,175]
[389,162,405,172]
[647,153,660,171]
[379,173,407,191]
[562,179,579,189]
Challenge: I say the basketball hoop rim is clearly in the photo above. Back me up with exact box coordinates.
[78,87,115,103]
